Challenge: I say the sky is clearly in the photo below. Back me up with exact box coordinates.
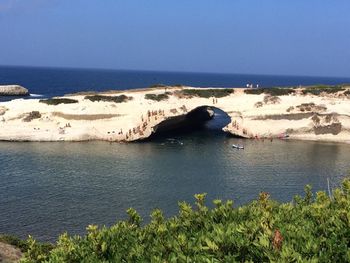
[0,0,349,77]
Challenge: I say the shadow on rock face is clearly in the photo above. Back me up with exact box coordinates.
[147,106,231,140]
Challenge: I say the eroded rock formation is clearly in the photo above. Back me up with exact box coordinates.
[0,85,29,96]
[0,86,349,143]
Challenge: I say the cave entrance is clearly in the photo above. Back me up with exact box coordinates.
[147,106,231,140]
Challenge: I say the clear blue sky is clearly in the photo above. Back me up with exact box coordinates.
[0,0,349,77]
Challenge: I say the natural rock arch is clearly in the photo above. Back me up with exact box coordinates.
[147,105,232,139]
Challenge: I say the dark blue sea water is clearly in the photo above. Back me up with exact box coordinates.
[0,66,350,242]
[1,65,350,99]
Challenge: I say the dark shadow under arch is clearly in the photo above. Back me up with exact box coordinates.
[146,106,231,140]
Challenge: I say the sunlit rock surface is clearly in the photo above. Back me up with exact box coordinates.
[0,85,29,96]
[0,86,349,143]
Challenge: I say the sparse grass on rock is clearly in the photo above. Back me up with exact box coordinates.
[296,103,327,112]
[302,85,345,95]
[23,111,41,122]
[145,93,169,101]
[85,94,132,103]
[39,98,79,105]
[180,89,234,98]
[344,89,350,96]
[244,88,296,96]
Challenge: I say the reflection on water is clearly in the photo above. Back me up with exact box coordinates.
[0,126,349,241]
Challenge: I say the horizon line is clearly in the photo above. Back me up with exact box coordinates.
[1,64,350,80]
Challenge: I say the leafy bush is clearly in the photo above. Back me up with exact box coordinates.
[39,98,78,105]
[181,89,234,98]
[145,93,169,101]
[245,88,295,96]
[21,179,350,263]
[85,94,132,103]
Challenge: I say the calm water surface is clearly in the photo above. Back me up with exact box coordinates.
[0,130,349,242]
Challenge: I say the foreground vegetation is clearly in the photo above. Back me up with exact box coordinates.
[17,179,350,262]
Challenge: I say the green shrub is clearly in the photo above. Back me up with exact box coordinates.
[302,85,345,95]
[181,89,234,98]
[39,98,78,105]
[245,88,295,96]
[21,179,350,263]
[85,94,132,103]
[145,93,169,101]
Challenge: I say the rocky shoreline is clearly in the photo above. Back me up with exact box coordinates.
[0,85,349,143]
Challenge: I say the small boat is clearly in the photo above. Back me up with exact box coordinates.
[232,144,244,149]
[166,138,184,145]
[278,133,290,139]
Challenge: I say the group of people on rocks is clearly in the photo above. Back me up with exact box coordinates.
[231,120,239,130]
[231,120,248,136]
[58,123,71,135]
[231,119,275,141]
[124,109,166,141]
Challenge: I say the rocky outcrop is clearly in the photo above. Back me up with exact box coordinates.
[0,106,8,115]
[0,242,22,263]
[0,86,349,143]
[0,85,29,96]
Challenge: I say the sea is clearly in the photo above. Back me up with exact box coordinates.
[0,65,350,242]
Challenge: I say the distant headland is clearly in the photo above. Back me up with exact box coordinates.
[0,85,29,96]
[0,85,349,143]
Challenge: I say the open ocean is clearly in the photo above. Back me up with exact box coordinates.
[1,65,350,242]
[1,65,350,99]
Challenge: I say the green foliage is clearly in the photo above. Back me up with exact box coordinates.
[39,98,78,105]
[244,88,296,96]
[302,85,345,95]
[181,89,234,98]
[84,94,132,103]
[21,236,54,263]
[21,179,350,263]
[144,93,169,101]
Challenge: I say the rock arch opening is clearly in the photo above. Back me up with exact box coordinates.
[147,106,231,140]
